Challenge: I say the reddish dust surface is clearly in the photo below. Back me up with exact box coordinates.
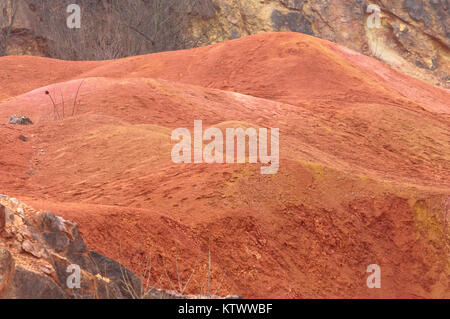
[0,33,449,298]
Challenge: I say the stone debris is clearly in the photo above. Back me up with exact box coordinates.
[8,115,33,125]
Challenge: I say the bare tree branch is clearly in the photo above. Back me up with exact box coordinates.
[1,0,20,56]
[35,0,197,61]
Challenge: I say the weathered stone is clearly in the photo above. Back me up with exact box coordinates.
[4,267,66,299]
[2,206,15,227]
[34,211,67,233]
[0,205,5,230]
[95,278,124,299]
[0,249,15,297]
[21,240,47,259]
[42,232,70,253]
[280,0,306,11]
[51,253,93,298]
[403,0,430,24]
[18,135,28,142]
[15,233,23,242]
[50,252,123,299]
[19,224,40,241]
[1,206,17,237]
[89,251,141,299]
[39,262,56,278]
[67,239,87,255]
[184,0,216,19]
[8,115,33,125]
[271,10,314,35]
[64,245,98,276]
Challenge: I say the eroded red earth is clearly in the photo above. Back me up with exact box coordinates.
[0,33,449,298]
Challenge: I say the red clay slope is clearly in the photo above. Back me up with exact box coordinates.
[0,32,449,298]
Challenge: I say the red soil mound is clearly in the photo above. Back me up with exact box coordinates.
[0,32,449,298]
[0,56,102,103]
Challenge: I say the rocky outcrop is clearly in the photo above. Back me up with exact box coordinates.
[189,0,449,88]
[1,0,448,87]
[0,195,141,299]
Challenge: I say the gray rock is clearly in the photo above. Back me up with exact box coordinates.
[42,232,70,253]
[34,211,67,233]
[280,0,306,11]
[89,251,142,299]
[4,267,66,299]
[271,10,314,35]
[8,115,33,125]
